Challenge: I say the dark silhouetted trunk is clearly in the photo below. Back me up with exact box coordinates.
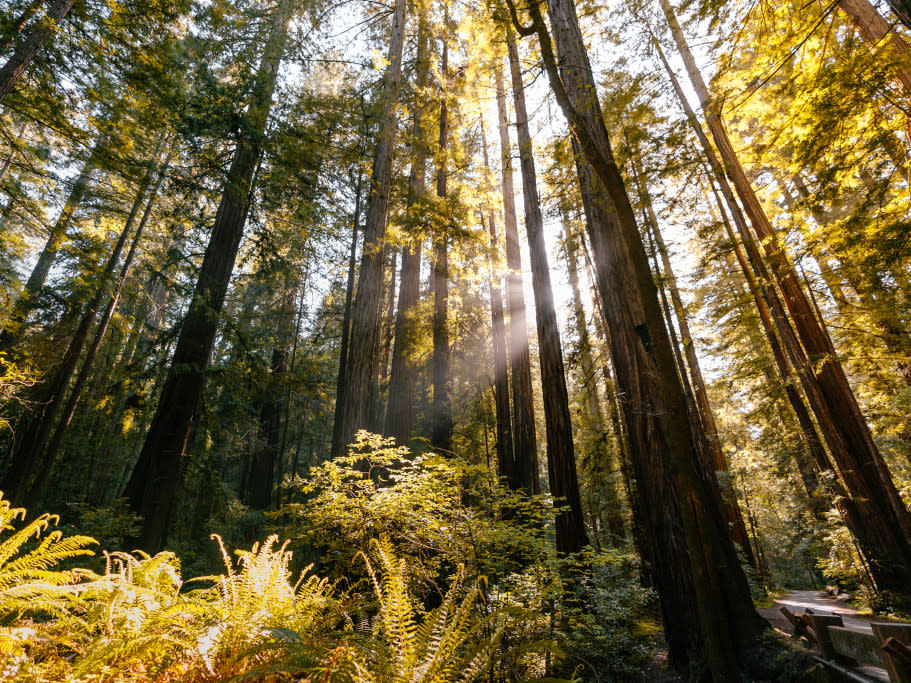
[123,0,293,552]
[331,0,406,458]
[507,33,586,554]
[1,145,160,501]
[430,41,451,453]
[494,59,538,495]
[0,0,76,103]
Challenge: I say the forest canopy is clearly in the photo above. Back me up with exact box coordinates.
[0,0,910,678]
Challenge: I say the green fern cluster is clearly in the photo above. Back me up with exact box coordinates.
[0,493,505,682]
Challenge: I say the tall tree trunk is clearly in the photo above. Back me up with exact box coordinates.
[123,0,293,552]
[385,9,429,444]
[660,0,911,603]
[0,144,100,352]
[28,152,170,503]
[430,40,451,453]
[330,132,364,454]
[562,214,624,544]
[0,0,45,53]
[835,0,911,94]
[1,144,160,500]
[631,152,756,569]
[494,59,538,495]
[513,0,770,675]
[480,118,514,482]
[331,0,406,458]
[486,211,515,485]
[0,0,76,103]
[507,33,586,554]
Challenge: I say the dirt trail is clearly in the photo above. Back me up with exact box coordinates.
[759,589,875,634]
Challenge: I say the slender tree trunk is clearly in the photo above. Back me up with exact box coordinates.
[331,140,364,454]
[494,59,538,495]
[28,153,171,502]
[331,0,406,458]
[835,0,911,93]
[385,10,429,444]
[0,0,76,103]
[480,119,515,482]
[123,0,293,552]
[0,144,100,352]
[0,0,45,53]
[430,40,452,453]
[660,0,911,602]
[373,248,398,431]
[486,211,515,485]
[507,33,586,554]
[1,144,160,500]
[514,0,770,674]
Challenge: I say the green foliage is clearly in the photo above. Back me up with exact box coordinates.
[0,494,530,682]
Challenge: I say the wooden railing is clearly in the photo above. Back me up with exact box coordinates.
[780,606,911,682]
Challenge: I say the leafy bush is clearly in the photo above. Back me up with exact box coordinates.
[0,491,510,682]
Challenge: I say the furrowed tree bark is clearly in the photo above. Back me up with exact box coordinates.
[510,0,770,675]
[631,152,756,569]
[494,58,538,495]
[430,40,452,453]
[123,0,293,552]
[660,0,911,603]
[331,0,406,458]
[562,214,624,543]
[0,143,100,352]
[0,0,76,104]
[28,152,171,504]
[834,0,911,94]
[385,8,429,445]
[507,32,586,554]
[1,143,160,501]
[330,125,364,455]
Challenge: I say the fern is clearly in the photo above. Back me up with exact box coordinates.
[0,492,95,618]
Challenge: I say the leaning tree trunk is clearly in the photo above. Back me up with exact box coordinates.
[0,143,100,353]
[123,0,293,552]
[631,151,756,569]
[507,32,587,554]
[26,151,171,504]
[494,59,538,495]
[0,0,45,53]
[385,8,430,445]
[1,144,160,501]
[660,0,911,604]
[331,0,407,458]
[0,0,76,103]
[511,0,770,675]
